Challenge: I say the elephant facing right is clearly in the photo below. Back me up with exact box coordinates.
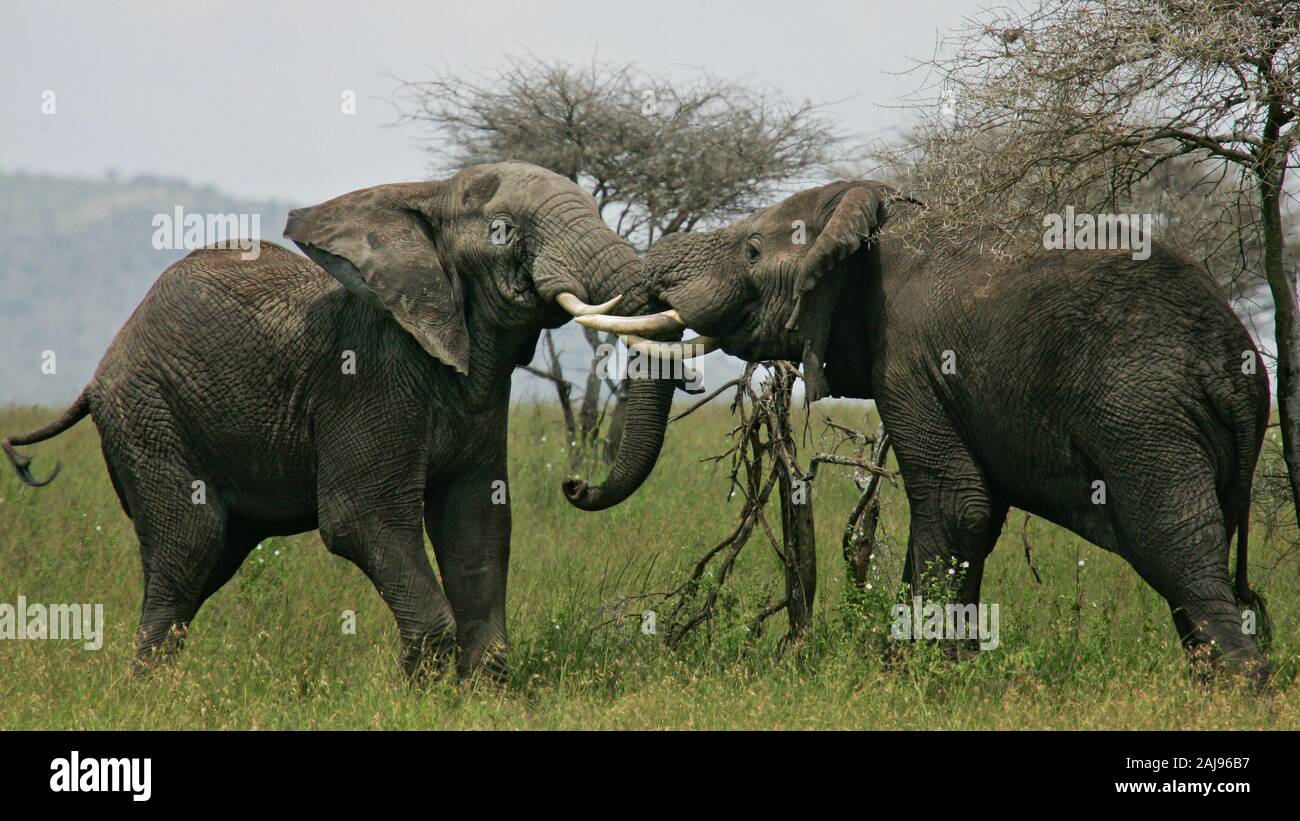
[579,180,1274,682]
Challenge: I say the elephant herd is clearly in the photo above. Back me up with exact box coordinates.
[3,161,1274,684]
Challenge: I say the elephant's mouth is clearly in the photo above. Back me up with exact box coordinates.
[514,269,579,329]
[504,262,540,305]
[672,309,805,364]
[658,297,767,360]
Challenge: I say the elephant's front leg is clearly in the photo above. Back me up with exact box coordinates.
[425,462,511,684]
[887,413,1008,658]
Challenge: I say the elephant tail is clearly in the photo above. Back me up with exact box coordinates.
[1234,516,1270,649]
[2,388,91,487]
[1229,379,1271,650]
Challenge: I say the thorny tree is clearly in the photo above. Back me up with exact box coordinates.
[662,364,814,648]
[662,364,896,649]
[875,0,1300,515]
[391,54,837,467]
[811,421,896,588]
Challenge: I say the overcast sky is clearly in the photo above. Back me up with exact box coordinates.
[2,0,992,203]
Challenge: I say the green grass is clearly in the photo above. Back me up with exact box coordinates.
[1,402,1297,729]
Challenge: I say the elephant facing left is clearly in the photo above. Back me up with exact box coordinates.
[2,161,678,682]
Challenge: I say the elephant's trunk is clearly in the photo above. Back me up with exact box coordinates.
[540,224,676,512]
[562,372,676,510]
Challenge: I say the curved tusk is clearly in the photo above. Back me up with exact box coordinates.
[620,334,721,359]
[556,292,624,317]
[575,309,686,335]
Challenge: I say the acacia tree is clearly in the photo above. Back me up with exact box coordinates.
[391,55,837,464]
[877,0,1300,513]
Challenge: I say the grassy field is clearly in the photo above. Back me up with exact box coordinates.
[1,400,1298,730]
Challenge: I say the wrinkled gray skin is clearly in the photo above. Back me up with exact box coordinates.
[2,162,675,682]
[642,180,1271,679]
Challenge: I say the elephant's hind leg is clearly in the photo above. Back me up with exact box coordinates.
[197,520,264,603]
[1112,474,1268,681]
[129,470,232,669]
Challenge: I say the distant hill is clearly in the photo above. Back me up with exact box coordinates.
[0,169,745,407]
[0,170,296,404]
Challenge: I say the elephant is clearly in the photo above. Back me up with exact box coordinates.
[2,161,677,682]
[577,179,1273,680]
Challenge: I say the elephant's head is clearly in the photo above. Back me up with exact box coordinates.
[579,180,915,401]
[284,161,676,509]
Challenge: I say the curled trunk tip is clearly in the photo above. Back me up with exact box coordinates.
[562,477,603,510]
[560,373,676,511]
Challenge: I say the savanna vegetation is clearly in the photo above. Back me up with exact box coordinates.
[2,400,1296,730]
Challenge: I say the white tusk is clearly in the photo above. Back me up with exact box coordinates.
[556,292,624,317]
[620,334,721,359]
[575,309,686,335]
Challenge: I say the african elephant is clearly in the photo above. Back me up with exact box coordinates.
[2,161,676,681]
[578,179,1272,680]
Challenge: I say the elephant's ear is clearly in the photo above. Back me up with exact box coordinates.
[284,181,473,375]
[786,181,917,333]
[786,181,919,402]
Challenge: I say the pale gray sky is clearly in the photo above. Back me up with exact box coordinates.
[2,0,991,203]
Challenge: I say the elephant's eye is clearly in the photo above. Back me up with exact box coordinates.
[488,217,517,247]
[745,237,763,265]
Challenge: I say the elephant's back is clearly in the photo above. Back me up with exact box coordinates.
[86,242,346,516]
[94,241,340,378]
[928,242,1265,508]
[939,242,1254,398]
[147,240,336,325]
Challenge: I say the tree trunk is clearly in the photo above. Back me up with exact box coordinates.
[537,330,581,471]
[769,370,816,643]
[843,430,892,587]
[603,381,628,464]
[1259,172,1300,517]
[777,460,817,642]
[578,327,604,444]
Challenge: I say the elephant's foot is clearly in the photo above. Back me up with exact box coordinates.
[1229,658,1274,692]
[457,638,509,687]
[400,628,457,685]
[1183,641,1273,691]
[1174,609,1272,691]
[131,621,189,676]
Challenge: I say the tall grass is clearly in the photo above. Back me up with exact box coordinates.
[0,402,1296,729]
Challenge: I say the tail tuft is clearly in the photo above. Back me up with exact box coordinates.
[2,389,89,488]
[2,441,63,487]
[1236,584,1271,654]
[1234,519,1272,652]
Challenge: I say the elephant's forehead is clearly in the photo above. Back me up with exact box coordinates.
[755,181,863,231]
[474,162,595,211]
[755,187,827,227]
[490,161,552,178]
[477,161,569,190]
